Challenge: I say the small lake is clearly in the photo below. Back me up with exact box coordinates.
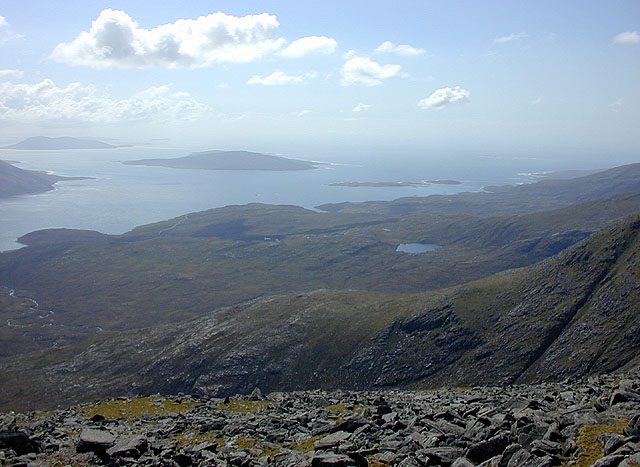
[396,243,441,254]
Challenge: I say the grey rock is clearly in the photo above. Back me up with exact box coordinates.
[610,390,640,405]
[311,453,359,467]
[314,431,351,450]
[76,428,115,459]
[0,431,41,455]
[466,432,511,464]
[624,414,640,436]
[591,454,627,467]
[452,457,476,467]
[106,435,148,459]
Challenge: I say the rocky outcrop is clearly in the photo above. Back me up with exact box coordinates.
[0,372,638,466]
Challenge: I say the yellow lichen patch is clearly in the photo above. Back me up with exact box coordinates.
[235,436,281,459]
[80,396,200,419]
[290,434,326,453]
[221,399,270,413]
[367,456,392,467]
[573,419,628,467]
[168,429,225,448]
[324,403,368,414]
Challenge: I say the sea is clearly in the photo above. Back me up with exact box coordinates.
[0,146,615,252]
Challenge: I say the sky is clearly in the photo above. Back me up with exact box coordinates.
[0,0,639,162]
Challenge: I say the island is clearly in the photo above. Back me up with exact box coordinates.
[0,160,91,198]
[122,150,319,171]
[2,136,120,150]
[330,179,461,187]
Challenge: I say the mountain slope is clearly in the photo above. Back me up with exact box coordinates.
[2,215,639,411]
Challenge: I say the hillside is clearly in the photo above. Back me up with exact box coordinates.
[1,170,640,360]
[122,150,319,171]
[2,136,118,150]
[1,214,639,411]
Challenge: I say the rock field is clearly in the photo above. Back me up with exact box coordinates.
[1,371,639,466]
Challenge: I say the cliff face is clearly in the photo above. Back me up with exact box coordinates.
[2,216,639,411]
[345,216,640,389]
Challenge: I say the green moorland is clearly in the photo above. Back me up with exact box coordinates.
[1,164,640,360]
[1,214,638,411]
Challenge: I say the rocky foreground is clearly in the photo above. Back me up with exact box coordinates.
[1,372,639,467]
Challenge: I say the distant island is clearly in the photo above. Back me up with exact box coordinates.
[330,179,461,187]
[2,136,121,150]
[0,160,91,198]
[122,150,319,171]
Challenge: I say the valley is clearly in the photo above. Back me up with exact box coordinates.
[1,164,640,411]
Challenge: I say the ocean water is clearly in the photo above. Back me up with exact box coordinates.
[0,146,605,252]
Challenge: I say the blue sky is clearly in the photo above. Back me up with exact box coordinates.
[0,1,638,163]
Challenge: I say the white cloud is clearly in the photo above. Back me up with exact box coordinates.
[530,96,542,106]
[291,109,312,117]
[609,99,622,112]
[0,78,210,124]
[418,86,470,110]
[0,16,7,28]
[0,69,24,79]
[613,31,640,45]
[493,32,528,44]
[280,36,337,58]
[51,9,286,68]
[248,71,316,85]
[216,83,230,89]
[343,49,356,60]
[374,41,425,56]
[352,102,372,112]
[341,56,403,86]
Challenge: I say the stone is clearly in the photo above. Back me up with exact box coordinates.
[0,431,40,455]
[624,414,640,436]
[314,431,351,450]
[591,455,627,467]
[106,435,148,459]
[452,457,475,467]
[610,390,640,405]
[311,453,359,467]
[249,388,265,401]
[598,433,624,456]
[466,432,511,463]
[76,428,115,460]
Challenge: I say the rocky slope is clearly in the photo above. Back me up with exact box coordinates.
[1,371,639,466]
[2,215,639,412]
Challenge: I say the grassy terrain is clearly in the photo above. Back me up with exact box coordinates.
[1,190,639,359]
[1,215,639,411]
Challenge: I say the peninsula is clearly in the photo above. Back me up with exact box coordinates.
[0,160,91,198]
[122,150,319,171]
[330,179,461,187]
